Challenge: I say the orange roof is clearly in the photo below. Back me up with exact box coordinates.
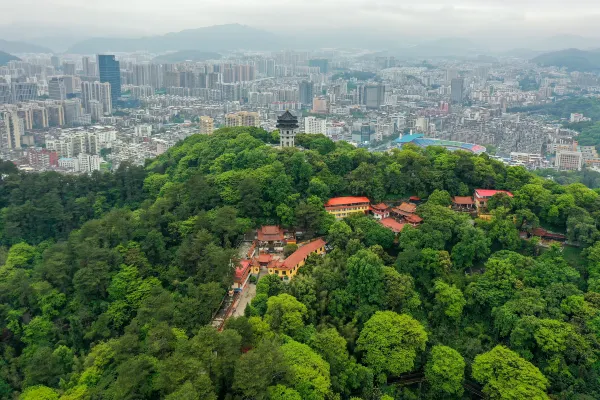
[380,218,405,233]
[257,225,285,241]
[371,202,389,211]
[405,214,423,223]
[235,259,252,279]
[325,197,370,207]
[474,189,514,198]
[257,253,273,263]
[453,196,474,205]
[397,202,417,213]
[282,238,327,269]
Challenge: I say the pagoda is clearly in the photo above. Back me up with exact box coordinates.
[277,110,299,148]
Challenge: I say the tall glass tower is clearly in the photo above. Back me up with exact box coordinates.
[97,55,121,103]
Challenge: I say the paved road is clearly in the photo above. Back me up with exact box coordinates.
[233,282,256,317]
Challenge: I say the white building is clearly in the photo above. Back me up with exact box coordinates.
[77,153,101,173]
[134,125,152,137]
[555,150,583,171]
[58,157,78,171]
[304,116,326,134]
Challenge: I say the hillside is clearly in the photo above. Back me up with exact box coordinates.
[152,50,221,63]
[0,50,19,65]
[0,39,52,54]
[2,128,600,399]
[67,23,283,53]
[532,48,600,71]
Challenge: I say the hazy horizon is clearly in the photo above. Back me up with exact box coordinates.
[2,0,600,53]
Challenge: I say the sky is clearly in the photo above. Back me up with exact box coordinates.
[1,0,600,42]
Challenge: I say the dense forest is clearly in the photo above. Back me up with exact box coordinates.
[2,127,600,399]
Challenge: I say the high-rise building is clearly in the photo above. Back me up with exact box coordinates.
[446,69,459,83]
[200,116,214,134]
[11,82,37,103]
[47,104,65,127]
[309,59,329,73]
[17,108,33,131]
[304,116,326,134]
[50,56,60,68]
[48,77,67,101]
[82,56,96,77]
[1,111,22,149]
[89,100,103,121]
[450,78,464,103]
[312,97,329,114]
[277,110,299,148]
[225,111,260,127]
[299,81,314,106]
[0,84,10,104]
[62,62,76,76]
[62,99,83,126]
[31,106,48,129]
[98,55,121,103]
[361,85,385,109]
[82,81,112,115]
[555,150,583,171]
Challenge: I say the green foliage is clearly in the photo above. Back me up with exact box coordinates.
[472,345,549,400]
[425,345,465,396]
[356,311,427,381]
[2,128,600,399]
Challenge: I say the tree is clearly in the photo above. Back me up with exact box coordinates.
[356,311,428,381]
[472,345,549,400]
[18,385,59,400]
[233,340,288,399]
[327,221,353,250]
[264,294,308,339]
[433,280,466,320]
[427,189,452,207]
[425,345,465,396]
[280,340,331,400]
[347,250,385,309]
[381,267,421,313]
[283,244,299,258]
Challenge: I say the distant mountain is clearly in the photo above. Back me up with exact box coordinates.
[67,24,283,54]
[533,48,600,72]
[152,50,221,63]
[0,39,52,54]
[532,35,600,52]
[0,51,20,65]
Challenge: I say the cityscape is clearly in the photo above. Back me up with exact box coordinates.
[6,2,600,399]
[1,39,600,174]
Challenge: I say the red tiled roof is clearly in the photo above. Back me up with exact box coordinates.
[474,189,514,198]
[235,259,252,279]
[257,225,285,241]
[409,196,421,201]
[380,218,405,233]
[453,196,474,205]
[396,202,417,213]
[257,253,273,263]
[371,202,389,211]
[282,238,327,269]
[325,197,370,207]
[405,214,423,223]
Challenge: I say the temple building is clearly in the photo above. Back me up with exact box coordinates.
[277,110,299,147]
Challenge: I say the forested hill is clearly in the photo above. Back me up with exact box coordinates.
[3,127,600,399]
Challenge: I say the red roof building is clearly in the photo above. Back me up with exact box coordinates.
[266,238,327,280]
[257,226,287,252]
[452,196,475,210]
[371,203,390,220]
[392,202,417,217]
[405,214,423,225]
[325,197,370,219]
[379,218,405,233]
[474,189,514,211]
[233,259,252,290]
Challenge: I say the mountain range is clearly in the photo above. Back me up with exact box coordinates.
[0,39,52,54]
[532,48,600,72]
[0,50,20,65]
[67,24,282,54]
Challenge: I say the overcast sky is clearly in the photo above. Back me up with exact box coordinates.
[2,0,600,40]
